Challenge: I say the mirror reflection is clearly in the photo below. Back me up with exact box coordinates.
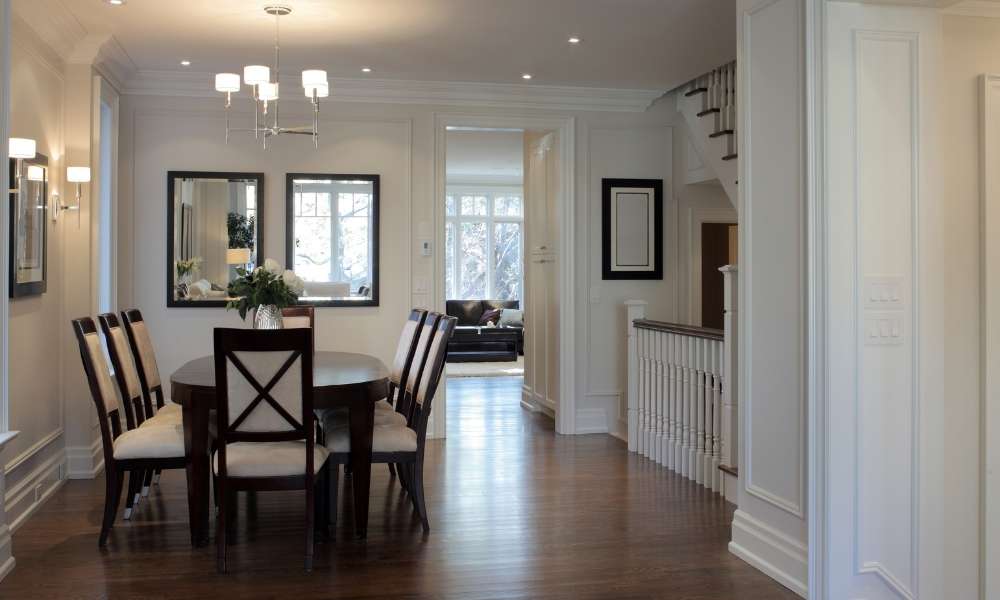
[168,171,263,306]
[286,174,379,306]
[8,154,48,297]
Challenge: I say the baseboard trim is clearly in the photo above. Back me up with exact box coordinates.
[0,523,13,582]
[575,407,609,434]
[729,509,807,598]
[66,438,103,479]
[5,451,67,533]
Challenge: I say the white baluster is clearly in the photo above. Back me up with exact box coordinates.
[637,327,647,456]
[688,337,698,481]
[674,334,684,473]
[695,338,707,486]
[658,331,668,465]
[625,301,646,453]
[711,341,723,491]
[666,333,676,470]
[650,329,660,462]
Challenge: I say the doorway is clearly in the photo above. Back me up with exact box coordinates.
[700,222,737,329]
[432,115,575,439]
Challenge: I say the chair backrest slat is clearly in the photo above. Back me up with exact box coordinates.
[281,305,315,330]
[121,309,164,412]
[411,316,457,438]
[99,313,146,429]
[389,309,428,403]
[214,328,314,445]
[72,317,123,465]
[398,312,442,422]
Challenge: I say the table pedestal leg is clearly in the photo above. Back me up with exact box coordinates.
[348,399,374,538]
[179,386,210,547]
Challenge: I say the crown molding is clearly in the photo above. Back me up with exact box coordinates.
[11,0,85,63]
[123,70,665,113]
[941,0,1000,17]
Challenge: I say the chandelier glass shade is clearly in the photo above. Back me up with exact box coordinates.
[214,6,328,148]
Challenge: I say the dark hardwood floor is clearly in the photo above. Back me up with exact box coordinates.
[3,376,798,599]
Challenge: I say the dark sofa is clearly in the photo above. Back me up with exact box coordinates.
[445,300,523,362]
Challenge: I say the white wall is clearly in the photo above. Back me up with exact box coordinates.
[118,89,728,438]
[731,0,808,596]
[821,3,980,599]
[4,16,67,532]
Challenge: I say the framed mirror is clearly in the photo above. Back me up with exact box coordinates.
[8,153,48,297]
[285,173,379,307]
[167,171,263,307]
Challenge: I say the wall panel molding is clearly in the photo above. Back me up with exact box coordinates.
[741,0,807,520]
[850,29,920,600]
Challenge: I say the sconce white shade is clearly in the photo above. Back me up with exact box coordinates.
[301,69,327,89]
[304,83,329,98]
[258,82,279,101]
[26,165,44,181]
[9,137,36,159]
[243,65,270,86]
[215,72,241,93]
[67,166,91,183]
[226,247,252,265]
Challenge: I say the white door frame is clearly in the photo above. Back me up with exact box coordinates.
[981,73,1000,600]
[432,113,576,437]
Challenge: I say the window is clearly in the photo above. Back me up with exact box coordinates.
[444,188,523,301]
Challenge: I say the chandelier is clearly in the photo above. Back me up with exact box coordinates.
[213,5,328,148]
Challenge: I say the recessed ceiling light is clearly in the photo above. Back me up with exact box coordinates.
[521,73,533,80]
[180,60,191,66]
[568,36,582,44]
[361,67,372,73]
[105,0,125,5]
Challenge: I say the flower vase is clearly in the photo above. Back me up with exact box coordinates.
[253,304,284,329]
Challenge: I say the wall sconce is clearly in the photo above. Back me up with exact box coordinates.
[57,166,90,221]
[8,137,37,193]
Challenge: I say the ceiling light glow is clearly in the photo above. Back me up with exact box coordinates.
[180,60,191,66]
[361,67,372,73]
[521,73,533,80]
[568,36,581,44]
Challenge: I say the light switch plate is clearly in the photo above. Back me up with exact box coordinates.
[863,276,904,310]
[864,313,904,345]
[420,240,432,257]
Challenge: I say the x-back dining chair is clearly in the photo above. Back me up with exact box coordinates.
[281,305,315,330]
[213,327,329,573]
[324,314,455,532]
[72,317,186,546]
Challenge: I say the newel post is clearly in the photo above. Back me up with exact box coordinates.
[719,265,739,469]
[625,300,647,453]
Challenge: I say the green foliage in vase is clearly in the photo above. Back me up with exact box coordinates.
[226,259,305,321]
[227,212,256,250]
[176,257,202,277]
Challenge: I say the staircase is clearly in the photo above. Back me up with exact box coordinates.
[677,61,738,207]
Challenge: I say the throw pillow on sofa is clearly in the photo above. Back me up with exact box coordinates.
[498,308,524,328]
[479,308,503,325]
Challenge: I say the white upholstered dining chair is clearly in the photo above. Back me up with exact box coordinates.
[73,317,187,546]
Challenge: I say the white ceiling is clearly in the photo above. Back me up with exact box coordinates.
[446,130,523,185]
[48,0,736,91]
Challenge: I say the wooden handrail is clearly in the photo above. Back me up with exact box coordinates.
[633,319,723,342]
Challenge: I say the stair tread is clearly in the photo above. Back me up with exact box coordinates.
[697,108,721,117]
[719,464,739,477]
[721,153,738,161]
[709,129,734,138]
[684,87,708,97]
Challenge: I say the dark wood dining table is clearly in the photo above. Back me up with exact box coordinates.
[170,351,389,546]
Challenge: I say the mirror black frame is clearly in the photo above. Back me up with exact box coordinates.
[166,170,264,308]
[285,173,380,307]
[8,153,48,298]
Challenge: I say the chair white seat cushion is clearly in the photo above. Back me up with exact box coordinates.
[141,408,183,428]
[321,402,406,430]
[214,441,329,478]
[158,403,182,415]
[113,425,185,460]
[325,423,417,454]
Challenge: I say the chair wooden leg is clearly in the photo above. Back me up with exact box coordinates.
[142,469,153,497]
[387,463,396,478]
[153,468,162,486]
[216,484,227,573]
[226,488,238,542]
[305,474,315,572]
[398,462,412,493]
[124,470,142,520]
[412,460,429,532]
[99,466,124,547]
[314,464,329,541]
